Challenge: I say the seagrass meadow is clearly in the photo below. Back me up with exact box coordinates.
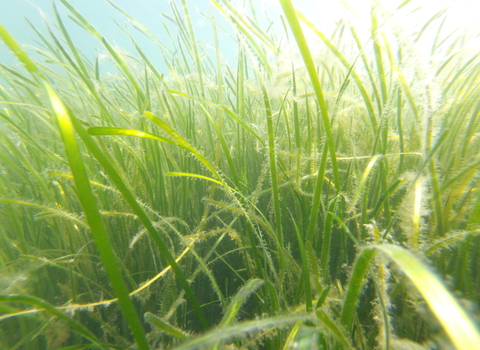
[0,0,480,348]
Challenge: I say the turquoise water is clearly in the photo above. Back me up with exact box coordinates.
[2,0,477,72]
[0,0,345,70]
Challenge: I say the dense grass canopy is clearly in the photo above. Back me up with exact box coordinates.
[1,0,479,349]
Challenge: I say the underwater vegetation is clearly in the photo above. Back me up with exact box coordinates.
[0,0,480,348]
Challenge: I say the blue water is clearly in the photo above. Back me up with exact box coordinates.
[0,0,337,75]
[0,0,217,72]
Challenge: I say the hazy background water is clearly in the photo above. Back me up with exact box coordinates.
[0,0,478,76]
[0,0,322,73]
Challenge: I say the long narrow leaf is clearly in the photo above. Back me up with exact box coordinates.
[278,0,340,190]
[46,86,149,350]
[377,244,480,350]
[0,295,102,347]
